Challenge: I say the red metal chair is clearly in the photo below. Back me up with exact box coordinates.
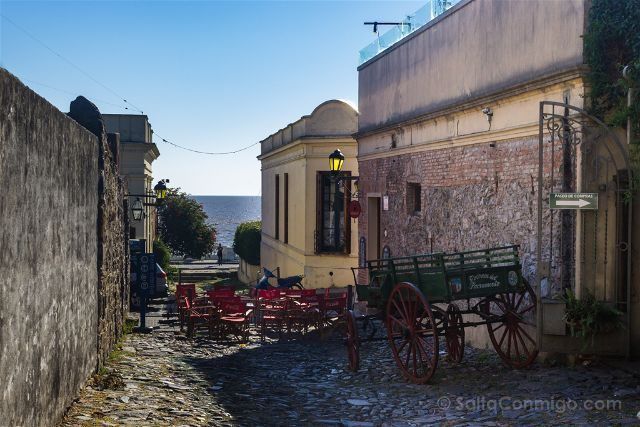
[320,292,348,329]
[288,294,322,333]
[176,284,196,330]
[219,301,253,342]
[183,297,215,338]
[206,289,235,305]
[284,289,303,298]
[257,291,288,341]
[301,289,317,298]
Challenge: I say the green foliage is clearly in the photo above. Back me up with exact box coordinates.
[584,0,640,194]
[157,189,216,259]
[562,289,624,349]
[153,238,171,270]
[233,220,261,265]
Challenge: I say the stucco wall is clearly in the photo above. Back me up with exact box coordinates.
[238,258,261,285]
[0,69,129,425]
[358,0,587,132]
[0,69,99,425]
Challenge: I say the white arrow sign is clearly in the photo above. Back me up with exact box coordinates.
[550,193,598,210]
[556,199,590,208]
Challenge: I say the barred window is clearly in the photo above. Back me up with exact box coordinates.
[407,182,421,214]
[316,171,351,254]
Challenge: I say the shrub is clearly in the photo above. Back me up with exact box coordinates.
[233,220,261,265]
[153,239,171,270]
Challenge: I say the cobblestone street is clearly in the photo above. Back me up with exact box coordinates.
[60,301,640,427]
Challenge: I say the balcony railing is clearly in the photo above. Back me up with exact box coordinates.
[358,0,460,65]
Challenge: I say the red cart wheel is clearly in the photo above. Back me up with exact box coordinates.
[486,283,538,368]
[386,282,439,384]
[445,304,465,363]
[345,310,360,372]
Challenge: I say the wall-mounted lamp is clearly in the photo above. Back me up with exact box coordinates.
[482,107,493,122]
[131,198,144,221]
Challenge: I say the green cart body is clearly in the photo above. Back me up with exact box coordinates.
[358,245,526,309]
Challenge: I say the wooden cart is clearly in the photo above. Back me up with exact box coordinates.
[346,245,537,383]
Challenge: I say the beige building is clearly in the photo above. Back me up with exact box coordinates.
[357,0,638,356]
[104,114,160,253]
[258,100,359,289]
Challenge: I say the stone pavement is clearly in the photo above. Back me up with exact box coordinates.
[60,309,640,426]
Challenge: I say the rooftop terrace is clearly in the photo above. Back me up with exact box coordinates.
[358,0,461,65]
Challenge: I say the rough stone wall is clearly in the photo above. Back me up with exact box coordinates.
[358,136,561,287]
[68,98,130,368]
[0,70,99,425]
[0,69,129,425]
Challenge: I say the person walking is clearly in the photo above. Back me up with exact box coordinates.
[216,243,224,265]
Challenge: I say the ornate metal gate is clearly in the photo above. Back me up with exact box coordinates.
[536,101,632,356]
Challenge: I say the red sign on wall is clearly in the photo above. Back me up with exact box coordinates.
[348,200,362,218]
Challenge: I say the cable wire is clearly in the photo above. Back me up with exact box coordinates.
[3,13,259,156]
[154,133,260,155]
[1,13,144,114]
[22,78,132,111]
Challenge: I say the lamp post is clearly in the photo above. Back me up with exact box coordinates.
[125,178,170,334]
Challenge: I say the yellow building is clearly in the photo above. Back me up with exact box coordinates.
[258,100,359,289]
[104,114,160,253]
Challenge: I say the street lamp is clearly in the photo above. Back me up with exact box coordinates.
[329,149,360,202]
[329,149,345,175]
[131,198,144,221]
[154,179,168,201]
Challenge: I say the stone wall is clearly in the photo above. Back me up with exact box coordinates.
[69,98,130,368]
[358,135,561,288]
[0,69,129,425]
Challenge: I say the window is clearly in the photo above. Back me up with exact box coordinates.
[284,173,289,244]
[407,182,421,214]
[316,171,351,253]
[275,174,280,240]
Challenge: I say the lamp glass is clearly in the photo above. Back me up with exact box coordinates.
[329,149,345,173]
[132,198,144,221]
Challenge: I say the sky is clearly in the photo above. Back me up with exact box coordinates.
[0,0,422,195]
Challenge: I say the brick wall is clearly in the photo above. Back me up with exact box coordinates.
[358,135,561,289]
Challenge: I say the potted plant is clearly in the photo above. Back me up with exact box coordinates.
[562,289,624,349]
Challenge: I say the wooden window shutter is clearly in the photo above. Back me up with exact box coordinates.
[275,174,280,240]
[284,173,289,244]
[344,174,351,255]
[315,172,323,254]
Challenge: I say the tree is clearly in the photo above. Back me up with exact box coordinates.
[157,190,216,258]
[233,220,261,265]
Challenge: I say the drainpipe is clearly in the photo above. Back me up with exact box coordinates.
[622,65,634,359]
[623,65,634,145]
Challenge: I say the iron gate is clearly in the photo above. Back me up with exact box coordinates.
[536,101,632,356]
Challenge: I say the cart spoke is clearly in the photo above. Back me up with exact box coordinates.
[397,337,410,354]
[514,326,530,358]
[514,292,525,309]
[389,315,407,330]
[518,325,536,345]
[512,327,522,361]
[497,324,509,348]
